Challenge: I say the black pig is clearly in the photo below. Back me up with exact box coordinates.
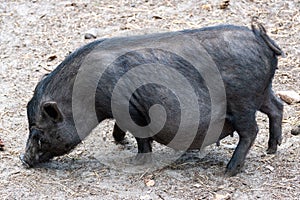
[20,22,284,176]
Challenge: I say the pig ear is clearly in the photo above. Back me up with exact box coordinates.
[42,101,63,123]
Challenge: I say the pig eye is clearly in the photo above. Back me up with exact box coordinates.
[29,123,36,129]
[38,138,50,150]
[29,126,36,131]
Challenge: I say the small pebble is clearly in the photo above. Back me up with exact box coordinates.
[84,33,97,39]
[145,179,155,187]
[291,125,300,135]
[84,28,99,39]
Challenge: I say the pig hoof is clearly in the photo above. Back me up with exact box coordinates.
[19,154,31,168]
[175,150,201,163]
[267,137,282,154]
[225,162,243,176]
[112,125,126,143]
[113,132,126,143]
[266,146,277,154]
[114,138,128,145]
[224,168,239,177]
[130,153,152,165]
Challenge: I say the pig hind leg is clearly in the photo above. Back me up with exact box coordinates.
[112,123,126,143]
[225,112,258,176]
[130,137,153,165]
[259,90,283,154]
[114,122,153,165]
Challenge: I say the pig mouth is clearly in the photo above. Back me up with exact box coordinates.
[20,152,53,168]
[20,154,32,168]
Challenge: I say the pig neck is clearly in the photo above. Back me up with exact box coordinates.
[42,40,108,140]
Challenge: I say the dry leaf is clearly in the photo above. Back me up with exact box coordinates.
[47,55,57,62]
[219,0,230,9]
[265,165,275,171]
[202,4,212,11]
[140,194,151,200]
[145,179,155,187]
[152,15,163,20]
[214,193,231,200]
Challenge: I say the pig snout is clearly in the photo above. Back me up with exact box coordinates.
[20,141,41,168]
[20,148,52,168]
[20,153,33,168]
[20,129,50,168]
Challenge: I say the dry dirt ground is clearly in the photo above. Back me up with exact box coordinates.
[0,0,299,199]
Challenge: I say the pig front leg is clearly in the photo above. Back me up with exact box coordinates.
[131,137,153,165]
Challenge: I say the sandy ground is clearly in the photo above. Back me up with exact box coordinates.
[0,0,299,199]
